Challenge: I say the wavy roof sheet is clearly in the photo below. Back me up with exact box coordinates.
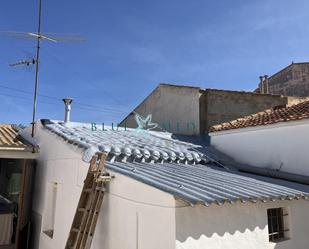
[105,161,309,206]
[41,120,309,206]
[42,120,208,164]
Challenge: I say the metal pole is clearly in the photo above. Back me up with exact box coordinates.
[31,0,42,137]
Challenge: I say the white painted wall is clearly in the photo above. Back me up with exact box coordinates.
[29,122,176,249]
[210,120,309,176]
[176,199,309,249]
[93,173,175,249]
[27,121,309,249]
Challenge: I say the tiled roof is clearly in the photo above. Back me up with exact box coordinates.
[42,120,208,164]
[105,160,309,206]
[0,124,33,151]
[210,100,309,132]
[40,120,309,206]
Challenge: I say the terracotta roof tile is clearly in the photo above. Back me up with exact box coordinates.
[210,100,309,132]
[0,124,32,151]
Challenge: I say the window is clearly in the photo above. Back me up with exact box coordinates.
[43,182,58,238]
[267,207,289,242]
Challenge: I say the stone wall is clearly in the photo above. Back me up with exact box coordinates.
[260,63,309,97]
[202,89,288,133]
[120,84,290,135]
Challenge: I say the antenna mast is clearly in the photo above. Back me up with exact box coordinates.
[2,0,84,137]
[31,0,42,137]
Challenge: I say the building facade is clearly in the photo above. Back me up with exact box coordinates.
[257,62,309,97]
[0,124,37,249]
[120,83,291,135]
[21,120,309,249]
[176,199,309,249]
[209,100,309,177]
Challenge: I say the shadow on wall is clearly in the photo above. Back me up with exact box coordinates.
[175,203,270,249]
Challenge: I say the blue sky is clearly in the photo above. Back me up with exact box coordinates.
[1,0,309,125]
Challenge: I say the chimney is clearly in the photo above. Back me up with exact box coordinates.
[264,75,269,94]
[63,98,73,123]
[259,76,264,93]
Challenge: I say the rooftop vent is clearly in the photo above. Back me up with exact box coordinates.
[63,98,73,123]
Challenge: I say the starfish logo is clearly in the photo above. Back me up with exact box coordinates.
[134,113,158,130]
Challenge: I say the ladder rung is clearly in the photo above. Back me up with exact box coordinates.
[97,175,113,182]
[95,186,106,191]
[78,231,93,236]
[85,209,99,214]
[65,153,110,249]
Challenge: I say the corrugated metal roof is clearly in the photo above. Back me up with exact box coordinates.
[105,160,309,206]
[0,124,32,151]
[39,120,309,206]
[42,120,209,164]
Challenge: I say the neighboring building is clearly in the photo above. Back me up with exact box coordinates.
[257,62,309,97]
[120,83,202,135]
[209,100,309,177]
[20,118,309,249]
[120,83,291,136]
[0,124,37,249]
[202,88,289,135]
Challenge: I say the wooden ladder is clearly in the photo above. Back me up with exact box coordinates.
[65,152,112,249]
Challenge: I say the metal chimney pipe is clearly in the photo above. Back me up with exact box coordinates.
[63,98,73,123]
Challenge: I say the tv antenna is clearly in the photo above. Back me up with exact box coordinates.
[9,58,36,67]
[9,50,36,70]
[1,0,85,138]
